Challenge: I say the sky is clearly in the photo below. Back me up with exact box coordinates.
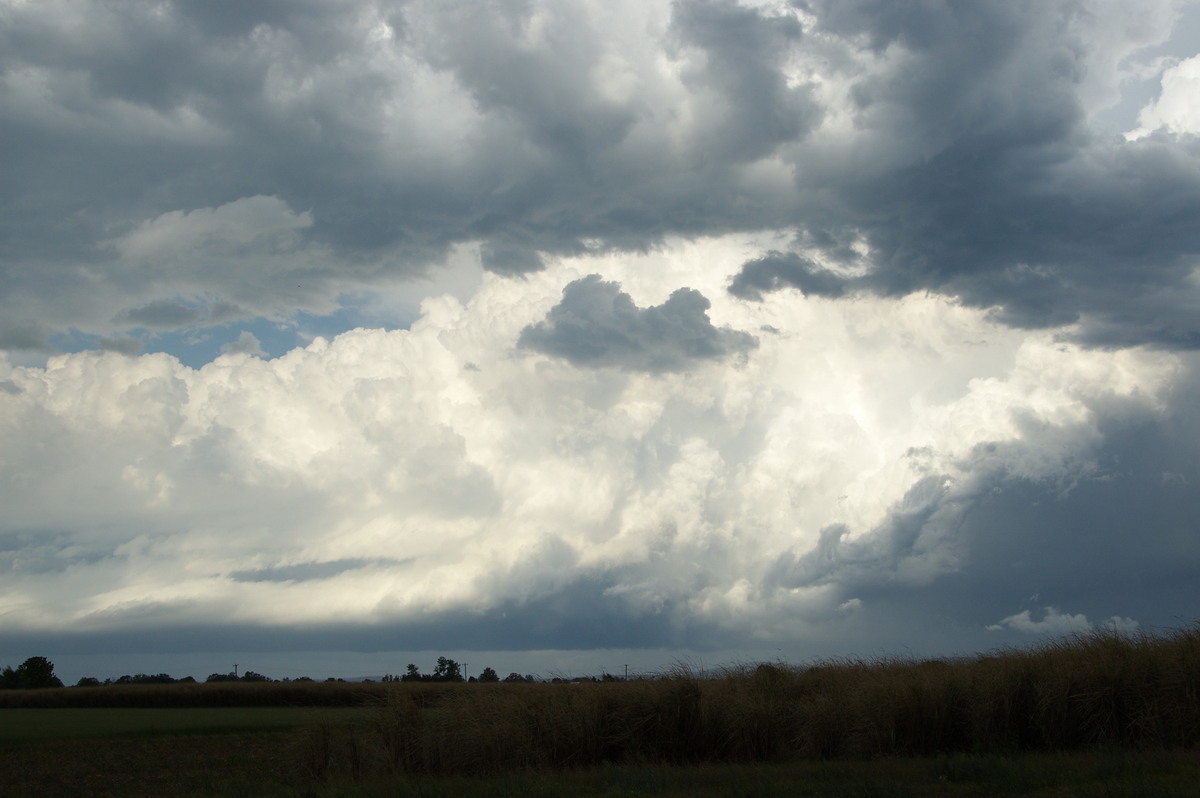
[3,0,1200,685]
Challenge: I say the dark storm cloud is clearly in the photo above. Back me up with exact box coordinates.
[0,530,111,575]
[726,0,1200,348]
[2,0,1198,352]
[767,474,952,593]
[0,321,48,353]
[169,0,328,38]
[95,337,145,356]
[118,300,203,329]
[727,252,852,300]
[0,0,831,347]
[759,363,1200,653]
[519,275,757,372]
[0,607,680,662]
[956,401,1200,620]
[1,0,441,285]
[668,0,820,163]
[480,243,546,277]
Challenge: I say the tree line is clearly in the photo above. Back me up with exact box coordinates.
[1,655,541,689]
[381,657,536,683]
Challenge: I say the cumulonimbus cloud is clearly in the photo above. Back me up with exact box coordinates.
[3,0,1200,665]
[1,254,1191,654]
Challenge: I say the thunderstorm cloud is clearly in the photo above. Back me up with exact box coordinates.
[2,0,1200,680]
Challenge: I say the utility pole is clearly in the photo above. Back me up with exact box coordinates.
[233,663,239,678]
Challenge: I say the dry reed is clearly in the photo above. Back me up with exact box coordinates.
[304,625,1200,779]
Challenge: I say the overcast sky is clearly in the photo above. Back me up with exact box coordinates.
[3,0,1200,684]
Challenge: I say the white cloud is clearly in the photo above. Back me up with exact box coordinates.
[988,606,1140,635]
[0,241,1182,642]
[219,332,265,357]
[1127,53,1200,139]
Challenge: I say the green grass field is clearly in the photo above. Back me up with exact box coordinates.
[0,706,370,740]
[3,731,1198,798]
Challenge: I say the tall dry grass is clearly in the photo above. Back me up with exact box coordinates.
[7,624,1197,781]
[299,625,1200,781]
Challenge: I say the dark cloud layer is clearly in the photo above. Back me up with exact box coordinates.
[119,300,204,329]
[2,0,1198,352]
[728,252,852,301]
[728,0,1200,348]
[669,0,819,163]
[519,275,756,372]
[0,0,811,350]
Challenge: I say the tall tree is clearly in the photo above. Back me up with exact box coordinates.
[15,657,63,689]
[434,657,463,682]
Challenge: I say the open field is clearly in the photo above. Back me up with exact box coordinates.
[3,734,1199,797]
[0,706,370,741]
[3,627,1200,795]
[0,679,391,709]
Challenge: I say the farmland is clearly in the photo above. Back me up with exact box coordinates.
[3,626,1200,796]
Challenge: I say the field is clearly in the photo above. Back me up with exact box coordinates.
[0,706,370,740]
[3,627,1200,796]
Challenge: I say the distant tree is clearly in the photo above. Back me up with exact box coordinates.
[76,676,102,688]
[206,672,239,683]
[503,672,529,683]
[401,663,422,682]
[478,667,500,683]
[240,670,270,682]
[434,657,464,682]
[0,666,18,690]
[116,673,177,685]
[15,657,63,689]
